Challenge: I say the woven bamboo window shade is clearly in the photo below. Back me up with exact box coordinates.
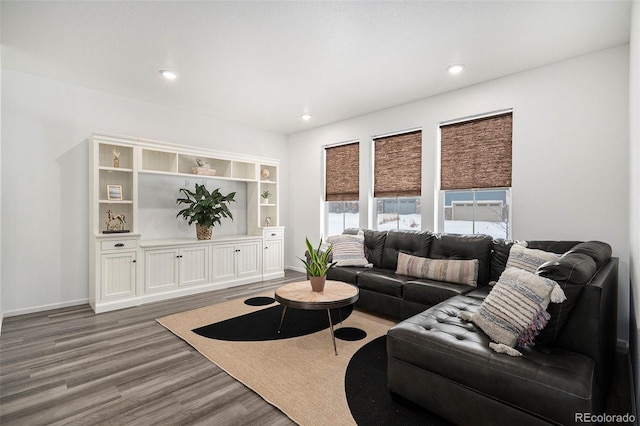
[373,130,422,198]
[440,112,512,190]
[325,142,359,201]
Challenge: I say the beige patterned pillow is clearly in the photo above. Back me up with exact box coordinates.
[506,244,560,273]
[462,267,566,355]
[396,252,479,287]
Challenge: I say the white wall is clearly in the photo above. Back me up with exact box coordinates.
[0,3,3,331]
[287,45,631,340]
[628,0,640,410]
[1,69,288,315]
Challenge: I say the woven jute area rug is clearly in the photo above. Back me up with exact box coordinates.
[157,292,395,425]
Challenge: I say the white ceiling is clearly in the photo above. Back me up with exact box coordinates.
[1,1,632,135]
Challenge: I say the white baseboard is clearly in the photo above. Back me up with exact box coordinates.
[286,265,306,274]
[3,298,90,318]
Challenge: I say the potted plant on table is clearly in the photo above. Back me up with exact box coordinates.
[176,183,236,240]
[298,237,337,292]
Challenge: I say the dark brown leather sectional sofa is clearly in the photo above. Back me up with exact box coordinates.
[327,228,618,425]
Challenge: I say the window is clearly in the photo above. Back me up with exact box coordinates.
[443,189,510,239]
[373,129,422,230]
[376,197,421,230]
[439,112,512,239]
[324,142,359,235]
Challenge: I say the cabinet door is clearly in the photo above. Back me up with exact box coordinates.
[101,251,137,300]
[180,245,210,286]
[237,241,261,278]
[145,248,179,293]
[263,238,284,275]
[211,243,238,281]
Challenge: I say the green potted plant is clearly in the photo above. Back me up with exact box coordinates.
[298,237,336,292]
[176,183,236,240]
[261,190,271,204]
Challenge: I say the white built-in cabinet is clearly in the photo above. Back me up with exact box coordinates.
[262,227,285,279]
[144,244,210,293]
[211,239,262,282]
[89,133,284,313]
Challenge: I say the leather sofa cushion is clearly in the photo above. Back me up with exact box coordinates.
[490,239,515,283]
[538,253,597,285]
[357,269,409,297]
[527,240,582,254]
[430,234,493,286]
[326,266,361,285]
[388,295,595,421]
[565,241,612,270]
[381,230,434,271]
[403,280,475,307]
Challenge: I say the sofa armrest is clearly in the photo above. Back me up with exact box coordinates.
[553,257,618,411]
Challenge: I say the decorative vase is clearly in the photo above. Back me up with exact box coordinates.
[261,198,269,204]
[309,276,326,292]
[261,168,270,180]
[196,224,212,240]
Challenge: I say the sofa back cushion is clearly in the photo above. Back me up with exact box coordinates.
[343,228,387,268]
[430,234,493,286]
[381,230,434,271]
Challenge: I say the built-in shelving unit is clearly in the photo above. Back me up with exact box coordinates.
[89,132,283,313]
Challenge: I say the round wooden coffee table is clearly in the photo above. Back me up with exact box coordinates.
[274,280,359,355]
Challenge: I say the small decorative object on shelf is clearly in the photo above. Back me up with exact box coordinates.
[264,216,272,226]
[104,209,129,233]
[298,237,336,292]
[261,190,271,204]
[107,184,123,201]
[192,158,216,176]
[176,183,236,240]
[113,148,120,168]
[261,168,270,180]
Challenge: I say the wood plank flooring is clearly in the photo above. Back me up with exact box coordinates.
[1,269,634,425]
[1,272,305,426]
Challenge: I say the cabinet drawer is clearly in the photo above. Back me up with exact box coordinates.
[101,239,137,251]
[263,229,284,239]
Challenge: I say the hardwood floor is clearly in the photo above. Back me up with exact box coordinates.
[1,269,634,425]
[0,271,305,426]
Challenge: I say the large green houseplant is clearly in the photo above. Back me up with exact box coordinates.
[176,183,236,240]
[298,237,337,292]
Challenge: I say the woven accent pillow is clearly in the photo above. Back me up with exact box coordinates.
[326,234,372,267]
[396,252,479,287]
[460,267,566,356]
[506,244,560,273]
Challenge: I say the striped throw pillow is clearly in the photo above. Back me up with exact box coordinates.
[506,244,560,273]
[469,267,564,350]
[396,252,479,287]
[326,234,371,267]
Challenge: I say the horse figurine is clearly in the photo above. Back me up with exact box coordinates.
[106,210,127,231]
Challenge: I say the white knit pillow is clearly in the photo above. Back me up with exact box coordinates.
[326,233,371,267]
[459,267,566,356]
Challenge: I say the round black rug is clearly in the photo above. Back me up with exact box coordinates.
[192,303,354,341]
[345,336,452,425]
[334,327,367,341]
[244,296,276,306]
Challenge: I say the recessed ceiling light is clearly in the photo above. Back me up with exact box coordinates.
[301,113,312,121]
[159,69,178,80]
[447,64,465,74]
